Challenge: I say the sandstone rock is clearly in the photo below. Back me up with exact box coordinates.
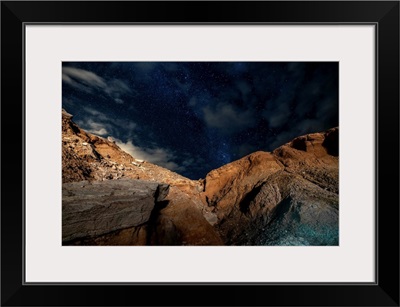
[62,179,169,243]
[62,146,93,183]
[201,151,283,220]
[200,128,339,245]
[62,109,339,246]
[203,211,218,226]
[322,127,339,156]
[68,225,148,246]
[272,127,339,193]
[62,108,194,185]
[223,171,338,245]
[151,187,223,245]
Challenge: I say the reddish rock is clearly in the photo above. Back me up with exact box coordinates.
[62,108,338,246]
[152,187,223,245]
[199,128,339,245]
[202,151,283,220]
[62,109,222,245]
[62,179,169,243]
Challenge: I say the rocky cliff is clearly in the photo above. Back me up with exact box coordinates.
[62,109,338,246]
[202,127,339,245]
[62,109,221,245]
[62,179,169,243]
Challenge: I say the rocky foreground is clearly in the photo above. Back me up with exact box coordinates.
[62,109,338,246]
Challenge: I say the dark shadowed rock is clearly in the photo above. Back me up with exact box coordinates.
[66,225,149,246]
[201,128,339,245]
[62,109,222,245]
[151,187,224,245]
[231,172,338,245]
[62,179,169,243]
[322,127,339,156]
[62,108,339,246]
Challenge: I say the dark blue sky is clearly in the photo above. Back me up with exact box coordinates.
[62,62,338,179]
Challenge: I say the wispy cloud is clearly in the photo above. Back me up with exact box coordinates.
[202,102,257,135]
[263,98,292,128]
[74,106,187,173]
[235,80,252,99]
[80,107,109,121]
[115,139,185,172]
[79,119,109,136]
[259,63,338,150]
[76,107,137,139]
[62,66,132,104]
[62,67,106,90]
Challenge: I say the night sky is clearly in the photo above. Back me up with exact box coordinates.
[62,62,338,180]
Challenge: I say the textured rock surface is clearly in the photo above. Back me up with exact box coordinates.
[201,151,283,220]
[150,187,223,245]
[62,109,200,189]
[62,109,220,245]
[201,127,339,245]
[62,179,169,243]
[62,109,339,246]
[220,171,338,245]
[66,225,149,246]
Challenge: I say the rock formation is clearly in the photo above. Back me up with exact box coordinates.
[62,179,169,243]
[202,127,339,245]
[62,109,220,245]
[62,109,338,246]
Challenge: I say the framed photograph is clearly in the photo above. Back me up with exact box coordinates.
[1,1,399,306]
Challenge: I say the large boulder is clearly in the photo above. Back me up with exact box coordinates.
[200,128,339,245]
[201,151,283,220]
[151,187,224,245]
[62,179,169,243]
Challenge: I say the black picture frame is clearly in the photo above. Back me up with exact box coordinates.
[1,1,399,306]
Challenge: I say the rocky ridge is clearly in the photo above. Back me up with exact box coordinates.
[203,127,339,245]
[62,179,169,243]
[62,109,220,245]
[62,109,338,245]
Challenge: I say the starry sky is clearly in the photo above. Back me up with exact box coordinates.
[62,62,338,180]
